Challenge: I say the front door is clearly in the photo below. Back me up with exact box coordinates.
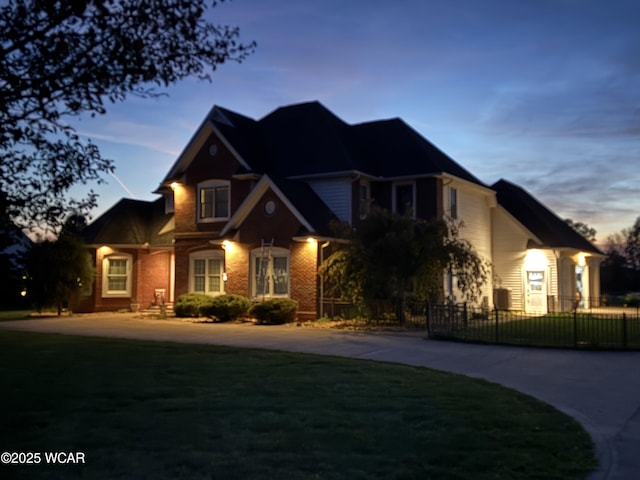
[525,270,547,314]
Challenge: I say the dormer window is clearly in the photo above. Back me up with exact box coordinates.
[198,180,230,222]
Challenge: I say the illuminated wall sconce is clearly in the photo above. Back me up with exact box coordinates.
[222,240,235,253]
[577,252,586,267]
[524,249,547,271]
[170,181,179,191]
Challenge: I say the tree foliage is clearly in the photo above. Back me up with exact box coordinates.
[601,217,640,293]
[25,233,94,315]
[0,0,255,232]
[565,218,597,243]
[319,209,490,322]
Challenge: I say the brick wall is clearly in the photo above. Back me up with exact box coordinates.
[290,241,318,319]
[134,250,172,308]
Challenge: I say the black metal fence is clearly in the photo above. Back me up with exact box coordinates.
[426,303,640,350]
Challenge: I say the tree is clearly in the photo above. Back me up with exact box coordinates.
[601,217,640,293]
[1,0,255,232]
[565,219,597,243]
[624,217,640,273]
[319,208,490,323]
[25,233,94,315]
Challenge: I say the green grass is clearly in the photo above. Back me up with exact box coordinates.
[0,330,596,479]
[454,312,640,349]
[0,310,33,321]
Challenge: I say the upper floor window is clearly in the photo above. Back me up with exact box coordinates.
[251,247,290,298]
[393,182,415,218]
[198,180,230,222]
[189,251,224,295]
[359,182,371,219]
[450,187,458,219]
[102,254,132,298]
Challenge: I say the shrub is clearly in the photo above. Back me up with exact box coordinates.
[250,298,298,324]
[174,294,214,317]
[201,294,251,322]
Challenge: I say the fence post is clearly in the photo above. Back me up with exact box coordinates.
[494,308,499,343]
[622,313,628,350]
[573,310,578,348]
[463,303,468,328]
[426,302,431,336]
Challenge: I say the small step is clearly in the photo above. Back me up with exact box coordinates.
[138,303,175,318]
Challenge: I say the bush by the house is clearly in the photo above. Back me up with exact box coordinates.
[250,298,298,324]
[174,294,215,317]
[201,294,251,322]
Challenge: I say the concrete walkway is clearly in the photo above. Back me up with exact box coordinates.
[2,314,639,480]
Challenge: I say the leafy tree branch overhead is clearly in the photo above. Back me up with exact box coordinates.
[0,0,256,231]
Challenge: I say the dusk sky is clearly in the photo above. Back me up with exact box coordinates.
[69,0,639,242]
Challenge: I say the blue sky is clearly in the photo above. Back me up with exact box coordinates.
[70,0,640,241]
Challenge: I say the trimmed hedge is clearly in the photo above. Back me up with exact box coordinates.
[201,294,251,322]
[250,298,298,324]
[174,294,214,318]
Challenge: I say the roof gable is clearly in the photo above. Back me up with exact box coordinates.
[162,101,488,187]
[221,175,339,238]
[82,198,173,247]
[492,179,603,255]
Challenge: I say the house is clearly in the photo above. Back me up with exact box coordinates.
[75,101,603,317]
[491,179,604,313]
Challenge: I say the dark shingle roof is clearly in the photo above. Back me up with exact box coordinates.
[209,101,485,186]
[270,177,340,237]
[492,179,603,255]
[351,118,484,183]
[257,101,358,176]
[82,198,173,247]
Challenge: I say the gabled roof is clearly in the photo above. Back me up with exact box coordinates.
[351,118,484,183]
[492,179,603,255]
[221,175,340,238]
[158,101,488,189]
[82,198,173,247]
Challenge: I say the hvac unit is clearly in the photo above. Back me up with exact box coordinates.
[493,288,511,310]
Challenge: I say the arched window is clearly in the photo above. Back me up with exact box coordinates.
[189,251,224,295]
[250,247,290,298]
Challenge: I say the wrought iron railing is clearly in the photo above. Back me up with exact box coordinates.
[427,303,640,350]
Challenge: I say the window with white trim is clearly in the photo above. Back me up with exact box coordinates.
[251,247,290,298]
[450,187,458,219]
[102,254,132,297]
[393,182,415,218]
[197,180,230,222]
[189,251,224,295]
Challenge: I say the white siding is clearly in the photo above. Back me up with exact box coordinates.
[446,184,494,306]
[491,207,529,310]
[492,207,559,311]
[308,178,352,223]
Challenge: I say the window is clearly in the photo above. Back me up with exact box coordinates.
[189,252,224,295]
[251,247,290,298]
[450,188,458,219]
[198,180,230,221]
[393,183,415,217]
[359,182,371,219]
[102,254,132,297]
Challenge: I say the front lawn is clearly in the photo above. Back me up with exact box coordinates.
[0,330,596,479]
[456,312,640,349]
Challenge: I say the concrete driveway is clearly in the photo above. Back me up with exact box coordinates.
[1,313,639,480]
